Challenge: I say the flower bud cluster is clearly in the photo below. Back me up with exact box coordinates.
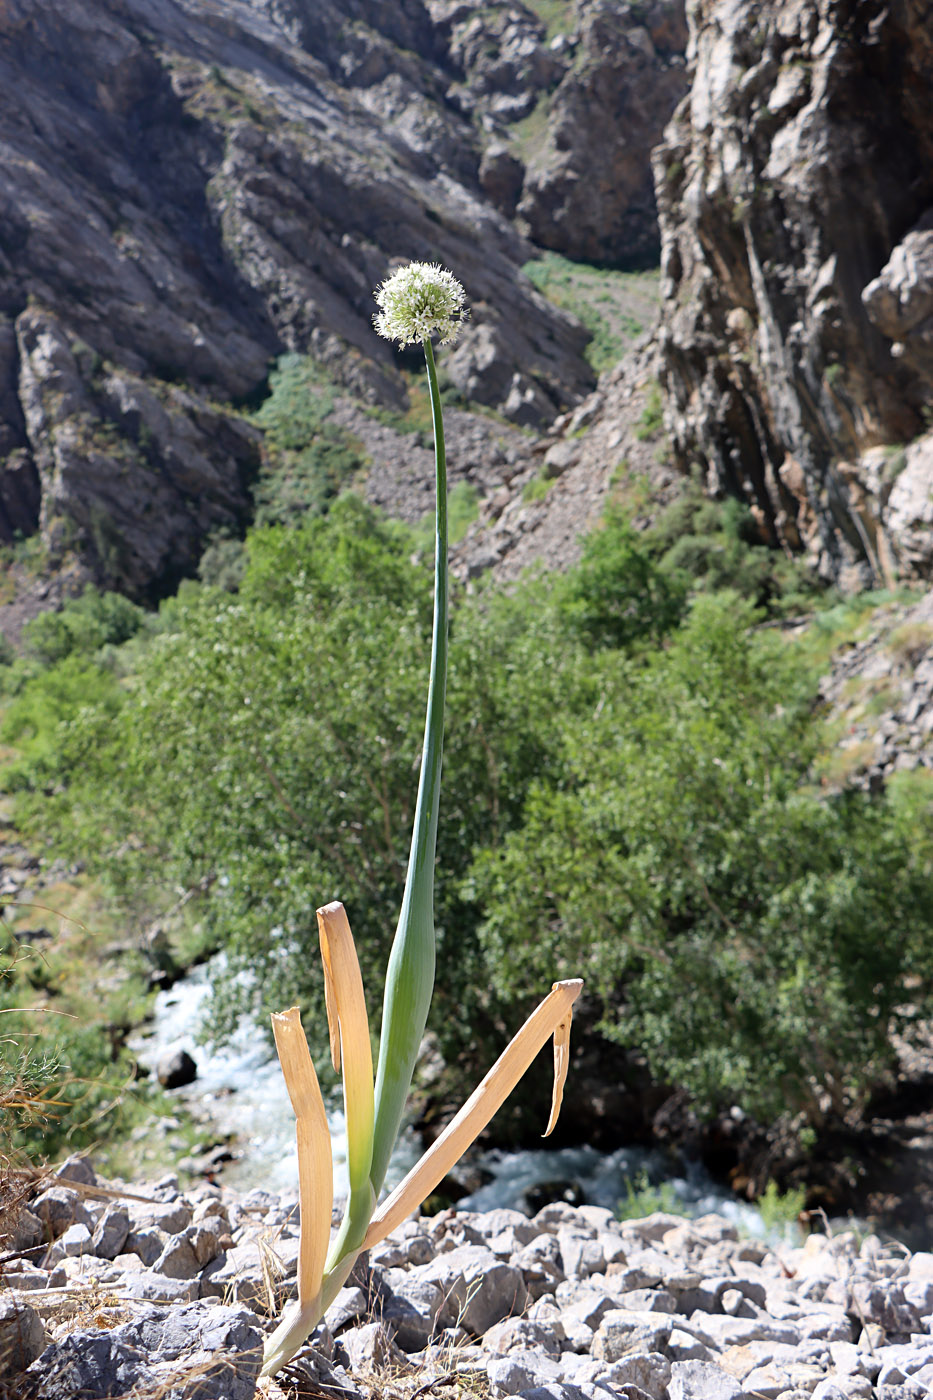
[373,261,467,346]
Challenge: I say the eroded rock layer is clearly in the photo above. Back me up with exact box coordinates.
[655,0,933,588]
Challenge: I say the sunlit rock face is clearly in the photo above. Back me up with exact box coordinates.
[654,0,933,589]
[2,0,623,596]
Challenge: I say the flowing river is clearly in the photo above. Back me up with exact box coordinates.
[131,963,773,1238]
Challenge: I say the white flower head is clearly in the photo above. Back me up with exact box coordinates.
[374,261,468,347]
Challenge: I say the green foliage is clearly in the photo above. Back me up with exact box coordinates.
[523,0,574,41]
[643,479,827,618]
[412,481,480,553]
[470,593,933,1124]
[756,1179,807,1236]
[558,505,686,649]
[522,253,657,373]
[615,1170,682,1221]
[5,499,592,1079]
[21,586,146,665]
[1,654,124,789]
[197,534,248,592]
[249,354,368,524]
[522,472,553,504]
[0,932,148,1161]
[635,382,664,439]
[4,484,931,1141]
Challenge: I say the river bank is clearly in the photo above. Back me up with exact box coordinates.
[127,962,933,1255]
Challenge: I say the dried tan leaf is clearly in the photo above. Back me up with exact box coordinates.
[317,901,375,1192]
[362,978,583,1248]
[271,1007,332,1307]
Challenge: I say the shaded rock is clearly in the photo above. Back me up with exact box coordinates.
[0,1296,46,1378]
[654,0,933,587]
[31,1187,91,1239]
[517,1,689,267]
[54,1154,97,1186]
[158,1047,198,1089]
[91,1204,130,1260]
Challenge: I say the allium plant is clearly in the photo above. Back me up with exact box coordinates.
[260,262,582,1378]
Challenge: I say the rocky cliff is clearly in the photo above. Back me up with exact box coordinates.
[0,0,686,600]
[653,0,933,589]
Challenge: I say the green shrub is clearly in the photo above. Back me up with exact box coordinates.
[22,586,146,665]
[757,1179,807,1237]
[249,354,368,524]
[470,593,933,1125]
[5,494,929,1137]
[616,1170,682,1221]
[558,504,686,649]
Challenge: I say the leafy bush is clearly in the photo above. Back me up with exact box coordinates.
[642,478,828,617]
[4,493,929,1137]
[249,354,368,524]
[558,504,686,649]
[470,593,933,1124]
[21,586,146,665]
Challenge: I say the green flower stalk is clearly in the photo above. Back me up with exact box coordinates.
[260,263,582,1379]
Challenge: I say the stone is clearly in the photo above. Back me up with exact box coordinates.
[380,1279,446,1351]
[158,1048,198,1089]
[125,1226,170,1267]
[185,1221,226,1268]
[0,1297,46,1377]
[110,1301,262,1365]
[127,1199,193,1234]
[487,1348,563,1395]
[654,0,933,588]
[339,1321,409,1375]
[3,1207,43,1251]
[591,1311,672,1362]
[92,1205,130,1260]
[26,1334,156,1399]
[120,1271,201,1303]
[514,1234,566,1298]
[668,1359,748,1400]
[416,1244,528,1335]
[600,1351,672,1400]
[483,1319,563,1360]
[45,1222,93,1264]
[153,1235,201,1280]
[54,1155,97,1186]
[32,1187,91,1239]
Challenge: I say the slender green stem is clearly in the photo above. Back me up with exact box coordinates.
[369,336,449,1197]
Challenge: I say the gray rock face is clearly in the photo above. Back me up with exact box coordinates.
[436,1,688,267]
[515,1,689,268]
[654,0,933,588]
[0,0,610,599]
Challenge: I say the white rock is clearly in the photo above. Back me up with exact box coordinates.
[668,1359,747,1399]
[599,1349,671,1399]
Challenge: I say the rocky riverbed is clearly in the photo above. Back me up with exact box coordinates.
[2,1155,932,1400]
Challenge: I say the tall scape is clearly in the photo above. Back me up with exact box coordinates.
[261,263,582,1378]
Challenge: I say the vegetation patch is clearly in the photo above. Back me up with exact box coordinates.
[248,354,369,526]
[2,485,931,1161]
[523,0,575,42]
[523,253,660,374]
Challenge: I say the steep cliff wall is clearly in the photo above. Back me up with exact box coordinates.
[654,0,933,588]
[0,0,689,601]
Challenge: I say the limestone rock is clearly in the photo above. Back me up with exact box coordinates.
[654,0,933,586]
[0,1297,46,1378]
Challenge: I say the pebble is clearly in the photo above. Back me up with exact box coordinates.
[1,1154,931,1399]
